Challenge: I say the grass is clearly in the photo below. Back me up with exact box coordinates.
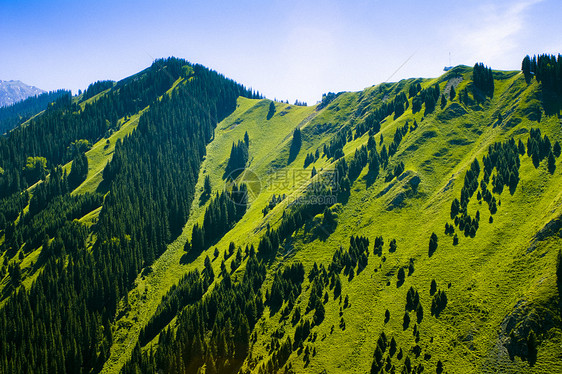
[5,65,561,373]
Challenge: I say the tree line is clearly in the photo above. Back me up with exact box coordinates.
[0,58,259,373]
[0,89,70,135]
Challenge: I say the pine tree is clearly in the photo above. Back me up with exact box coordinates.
[548,151,556,174]
[397,267,406,284]
[267,101,276,119]
[429,233,438,256]
[430,279,437,295]
[288,128,302,164]
[553,141,561,158]
[389,239,397,253]
[527,330,537,364]
[203,175,212,197]
[8,262,21,287]
[403,311,410,329]
[440,94,447,109]
[522,55,532,84]
[322,206,336,228]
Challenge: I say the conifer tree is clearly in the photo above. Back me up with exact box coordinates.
[288,128,302,164]
[429,232,438,256]
[267,101,276,119]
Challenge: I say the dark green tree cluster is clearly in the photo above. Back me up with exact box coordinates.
[191,185,248,253]
[473,63,494,98]
[368,141,384,181]
[440,93,448,109]
[0,234,117,373]
[368,91,410,122]
[5,193,101,256]
[306,266,328,325]
[328,236,370,278]
[224,140,249,179]
[449,159,480,237]
[370,331,391,374]
[449,85,456,100]
[408,82,422,98]
[388,122,410,158]
[293,319,312,350]
[257,226,281,260]
[317,92,340,110]
[527,128,558,172]
[444,222,455,236]
[80,80,115,102]
[28,166,69,216]
[367,120,412,184]
[392,92,409,119]
[388,239,397,253]
[267,100,276,119]
[428,232,438,256]
[373,236,384,256]
[202,175,212,200]
[0,58,259,374]
[0,89,70,135]
[0,58,202,200]
[7,262,22,287]
[256,166,343,261]
[556,250,562,295]
[139,270,207,346]
[484,139,520,194]
[68,151,89,189]
[454,210,479,238]
[460,159,481,209]
[288,128,302,164]
[405,286,420,312]
[323,128,351,160]
[303,150,320,168]
[449,139,524,240]
[522,54,562,94]
[431,290,448,317]
[0,191,28,230]
[348,145,369,181]
[122,253,266,374]
[406,287,424,324]
[354,112,381,139]
[268,262,305,314]
[412,84,440,115]
[262,194,286,216]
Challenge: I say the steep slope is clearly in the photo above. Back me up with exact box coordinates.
[121,64,562,373]
[0,89,69,134]
[1,57,561,374]
[0,58,259,374]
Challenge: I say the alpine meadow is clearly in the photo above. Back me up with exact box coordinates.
[1,54,562,374]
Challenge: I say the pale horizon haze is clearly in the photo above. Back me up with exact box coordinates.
[1,0,560,104]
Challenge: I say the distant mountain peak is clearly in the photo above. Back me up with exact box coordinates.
[0,80,44,107]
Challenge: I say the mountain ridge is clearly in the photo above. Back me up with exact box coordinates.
[0,57,561,374]
[0,79,45,107]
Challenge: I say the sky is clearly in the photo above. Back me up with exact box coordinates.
[1,0,560,104]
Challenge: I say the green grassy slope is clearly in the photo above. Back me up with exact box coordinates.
[108,67,559,372]
[9,64,559,373]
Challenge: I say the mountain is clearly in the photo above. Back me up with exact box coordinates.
[0,79,45,107]
[0,89,70,134]
[0,55,561,374]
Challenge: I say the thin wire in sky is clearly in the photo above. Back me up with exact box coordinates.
[384,51,417,83]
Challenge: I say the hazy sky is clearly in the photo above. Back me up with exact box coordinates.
[1,0,560,104]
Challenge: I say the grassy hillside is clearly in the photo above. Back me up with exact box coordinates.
[104,66,562,373]
[1,60,561,374]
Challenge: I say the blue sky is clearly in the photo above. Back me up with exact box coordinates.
[1,0,560,104]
